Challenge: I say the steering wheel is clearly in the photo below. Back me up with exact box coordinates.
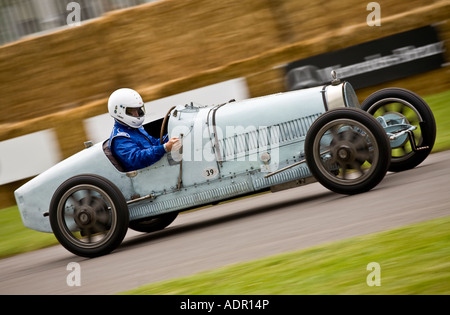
[160,106,176,144]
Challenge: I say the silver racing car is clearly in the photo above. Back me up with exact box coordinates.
[15,72,436,257]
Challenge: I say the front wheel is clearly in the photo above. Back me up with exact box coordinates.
[305,108,391,195]
[49,174,129,258]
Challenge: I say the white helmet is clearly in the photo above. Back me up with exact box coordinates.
[108,88,146,128]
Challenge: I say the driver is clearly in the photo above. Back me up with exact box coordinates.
[108,88,179,171]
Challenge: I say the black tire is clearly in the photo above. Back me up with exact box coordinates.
[305,108,391,195]
[49,174,129,258]
[361,88,436,172]
[129,212,178,233]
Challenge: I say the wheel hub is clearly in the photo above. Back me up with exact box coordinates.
[337,145,352,161]
[78,210,92,225]
[74,207,96,228]
[330,129,370,169]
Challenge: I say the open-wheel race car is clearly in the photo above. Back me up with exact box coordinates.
[14,72,436,257]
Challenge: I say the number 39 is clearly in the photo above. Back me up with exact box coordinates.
[202,167,218,179]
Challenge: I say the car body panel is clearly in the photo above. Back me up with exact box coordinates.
[15,143,134,232]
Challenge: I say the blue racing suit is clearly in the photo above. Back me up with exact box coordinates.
[109,120,168,172]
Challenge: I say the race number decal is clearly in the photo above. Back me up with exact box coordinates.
[202,167,219,179]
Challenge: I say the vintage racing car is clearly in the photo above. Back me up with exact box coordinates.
[14,72,436,257]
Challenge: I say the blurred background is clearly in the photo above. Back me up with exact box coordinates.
[0,0,159,45]
[0,0,449,207]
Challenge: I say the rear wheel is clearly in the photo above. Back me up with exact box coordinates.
[305,108,391,195]
[49,175,129,258]
[361,88,436,172]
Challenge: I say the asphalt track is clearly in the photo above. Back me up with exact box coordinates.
[1,150,450,295]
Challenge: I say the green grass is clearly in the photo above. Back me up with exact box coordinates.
[121,216,450,295]
[424,90,450,153]
[0,206,58,258]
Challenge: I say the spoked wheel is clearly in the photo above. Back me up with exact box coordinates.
[129,212,178,233]
[361,88,436,172]
[305,108,391,195]
[49,175,129,258]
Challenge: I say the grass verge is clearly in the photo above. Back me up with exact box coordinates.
[121,216,450,295]
[0,206,57,258]
[424,90,450,153]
